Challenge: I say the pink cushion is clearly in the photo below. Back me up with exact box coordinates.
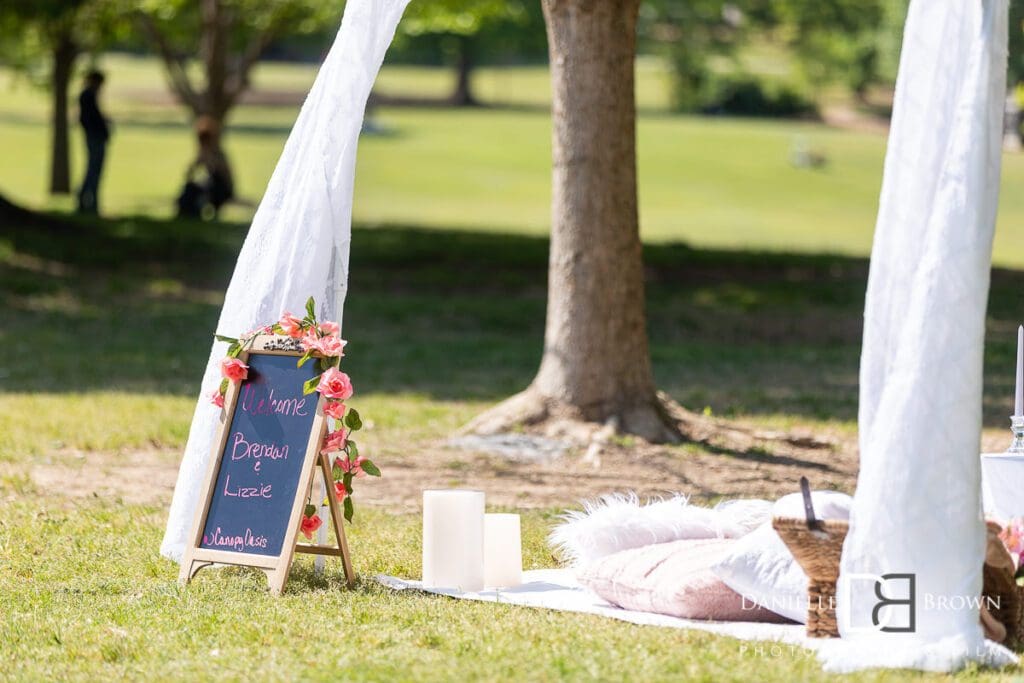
[577,538,791,622]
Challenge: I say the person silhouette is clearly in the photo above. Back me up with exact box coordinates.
[176,116,234,219]
[77,70,110,215]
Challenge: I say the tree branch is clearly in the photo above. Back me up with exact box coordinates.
[135,12,201,113]
[224,27,277,107]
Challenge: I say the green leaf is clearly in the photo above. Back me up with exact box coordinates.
[344,409,362,432]
[343,496,354,523]
[215,334,238,343]
[227,342,241,358]
[305,296,316,320]
[342,472,353,493]
[332,461,344,481]
[219,378,229,393]
[361,459,381,477]
[296,350,314,368]
[318,357,331,372]
[302,374,322,395]
[304,503,316,518]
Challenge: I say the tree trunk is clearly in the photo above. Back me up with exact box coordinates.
[49,34,78,196]
[465,0,680,443]
[450,35,478,107]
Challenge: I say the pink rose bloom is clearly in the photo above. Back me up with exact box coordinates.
[339,455,367,478]
[319,321,340,337]
[300,329,346,358]
[278,312,304,338]
[209,389,225,408]
[300,513,322,540]
[317,368,354,400]
[316,335,346,358]
[220,357,249,382]
[333,481,348,502]
[320,429,348,454]
[323,401,346,419]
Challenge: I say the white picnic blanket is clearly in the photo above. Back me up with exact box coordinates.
[378,569,813,648]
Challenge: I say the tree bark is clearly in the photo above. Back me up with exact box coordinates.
[465,0,680,443]
[450,35,478,107]
[49,34,78,196]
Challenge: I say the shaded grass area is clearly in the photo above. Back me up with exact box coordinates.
[3,211,1024,460]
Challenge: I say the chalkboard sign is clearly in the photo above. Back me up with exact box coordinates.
[179,335,353,594]
[200,352,318,556]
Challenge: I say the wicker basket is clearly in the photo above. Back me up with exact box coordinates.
[772,516,1022,643]
[771,517,849,637]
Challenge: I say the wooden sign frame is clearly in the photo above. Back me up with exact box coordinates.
[179,335,354,594]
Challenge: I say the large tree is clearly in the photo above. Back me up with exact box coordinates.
[468,0,680,442]
[0,0,119,195]
[135,0,341,182]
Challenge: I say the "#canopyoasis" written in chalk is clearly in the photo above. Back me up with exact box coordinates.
[240,384,309,417]
[202,526,270,552]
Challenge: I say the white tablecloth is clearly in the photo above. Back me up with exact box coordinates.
[981,453,1024,523]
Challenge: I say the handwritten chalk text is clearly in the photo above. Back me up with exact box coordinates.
[223,474,273,499]
[240,384,309,417]
[230,432,289,462]
[202,526,270,552]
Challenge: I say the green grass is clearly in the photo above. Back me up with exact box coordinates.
[6,500,980,683]
[6,212,1024,680]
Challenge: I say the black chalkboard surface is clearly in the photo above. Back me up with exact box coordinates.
[199,353,319,557]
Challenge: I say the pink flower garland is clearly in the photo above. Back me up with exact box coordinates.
[210,296,381,529]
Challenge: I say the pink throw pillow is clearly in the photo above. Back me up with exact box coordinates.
[577,538,791,623]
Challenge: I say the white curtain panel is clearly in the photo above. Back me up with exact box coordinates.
[818,0,1014,672]
[160,0,410,561]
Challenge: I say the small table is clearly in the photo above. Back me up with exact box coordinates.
[981,452,1024,523]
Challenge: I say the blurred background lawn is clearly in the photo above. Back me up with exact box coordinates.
[4,54,1024,264]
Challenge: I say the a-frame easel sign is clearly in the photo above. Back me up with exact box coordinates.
[179,334,354,594]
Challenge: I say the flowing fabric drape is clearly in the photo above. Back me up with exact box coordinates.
[160,0,410,561]
[818,0,1015,672]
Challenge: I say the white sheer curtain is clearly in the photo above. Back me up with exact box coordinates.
[160,0,410,561]
[818,0,1015,672]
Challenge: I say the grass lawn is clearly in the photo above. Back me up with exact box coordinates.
[4,54,1024,680]
[2,212,1024,680]
[3,55,1024,265]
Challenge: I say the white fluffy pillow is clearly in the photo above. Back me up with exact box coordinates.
[710,490,852,623]
[772,490,852,522]
[549,493,771,567]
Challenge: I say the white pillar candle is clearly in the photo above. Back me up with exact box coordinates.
[422,490,485,592]
[1016,325,1023,417]
[484,513,523,589]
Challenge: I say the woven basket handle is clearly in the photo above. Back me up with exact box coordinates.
[800,476,820,529]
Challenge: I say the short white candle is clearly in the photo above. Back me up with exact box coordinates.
[484,513,522,589]
[422,490,485,592]
[1016,325,1023,418]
